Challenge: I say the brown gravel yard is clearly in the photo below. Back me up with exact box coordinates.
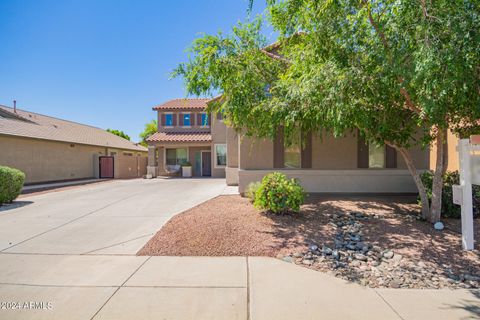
[138,194,480,289]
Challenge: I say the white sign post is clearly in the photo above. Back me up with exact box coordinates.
[454,137,479,250]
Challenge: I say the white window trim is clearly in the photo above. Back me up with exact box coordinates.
[200,112,210,128]
[164,112,174,128]
[181,112,192,128]
[214,143,227,168]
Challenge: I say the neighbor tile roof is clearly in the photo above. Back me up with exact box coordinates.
[146,131,212,143]
[0,105,147,152]
[153,98,209,110]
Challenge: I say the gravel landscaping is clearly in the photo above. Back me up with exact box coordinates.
[138,195,480,289]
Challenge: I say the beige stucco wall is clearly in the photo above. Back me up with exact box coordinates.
[429,130,459,172]
[239,136,274,169]
[235,130,431,193]
[239,131,430,171]
[113,154,147,179]
[211,116,227,178]
[225,127,239,185]
[238,169,419,194]
[0,135,106,184]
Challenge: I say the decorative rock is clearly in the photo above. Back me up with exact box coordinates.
[464,274,480,282]
[354,253,368,262]
[303,259,314,265]
[351,260,361,267]
[322,245,333,255]
[309,244,319,251]
[346,243,357,250]
[383,250,394,259]
[434,221,444,230]
[390,279,403,288]
[332,250,341,261]
[392,254,403,262]
[293,252,303,258]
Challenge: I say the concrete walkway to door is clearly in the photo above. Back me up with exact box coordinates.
[0,179,478,319]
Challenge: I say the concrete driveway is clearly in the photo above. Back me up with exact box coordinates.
[0,178,227,255]
[0,179,478,320]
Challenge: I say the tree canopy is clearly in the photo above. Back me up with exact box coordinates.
[106,128,130,141]
[139,119,157,147]
[174,0,480,222]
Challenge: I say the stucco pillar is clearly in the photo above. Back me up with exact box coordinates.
[146,145,158,177]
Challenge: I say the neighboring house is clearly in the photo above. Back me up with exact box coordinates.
[146,98,227,178]
[0,104,147,184]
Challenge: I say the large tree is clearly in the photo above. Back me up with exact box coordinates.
[175,1,480,222]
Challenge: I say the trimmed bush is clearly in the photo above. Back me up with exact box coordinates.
[245,181,261,203]
[0,166,25,205]
[254,172,305,214]
[420,170,479,219]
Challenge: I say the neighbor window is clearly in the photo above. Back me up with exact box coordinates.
[166,148,188,165]
[165,114,173,126]
[368,143,385,168]
[215,144,227,167]
[201,113,209,126]
[183,113,191,126]
[284,132,301,169]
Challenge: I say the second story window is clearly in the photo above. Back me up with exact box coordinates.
[165,114,173,126]
[201,113,209,126]
[183,113,191,126]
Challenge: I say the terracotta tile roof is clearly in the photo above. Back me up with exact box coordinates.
[153,98,209,110]
[146,131,212,143]
[0,105,147,152]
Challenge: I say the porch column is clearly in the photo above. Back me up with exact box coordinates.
[147,145,158,177]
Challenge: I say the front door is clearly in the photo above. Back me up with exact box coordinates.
[201,152,211,176]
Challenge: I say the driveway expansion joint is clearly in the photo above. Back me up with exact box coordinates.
[90,256,152,320]
[373,289,405,320]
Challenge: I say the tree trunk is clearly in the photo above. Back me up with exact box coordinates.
[430,128,447,223]
[395,146,430,219]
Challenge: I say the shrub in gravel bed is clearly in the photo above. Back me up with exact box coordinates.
[0,166,25,205]
[245,181,261,202]
[254,172,305,214]
[420,170,480,218]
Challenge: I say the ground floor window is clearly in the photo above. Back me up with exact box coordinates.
[284,132,301,168]
[166,148,188,165]
[368,143,385,168]
[215,144,227,167]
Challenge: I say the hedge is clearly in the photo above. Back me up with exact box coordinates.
[0,166,25,205]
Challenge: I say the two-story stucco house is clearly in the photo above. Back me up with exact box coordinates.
[146,99,227,178]
[146,97,435,196]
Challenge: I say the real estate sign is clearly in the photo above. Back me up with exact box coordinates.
[453,136,479,251]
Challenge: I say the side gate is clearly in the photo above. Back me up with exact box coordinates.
[99,156,114,179]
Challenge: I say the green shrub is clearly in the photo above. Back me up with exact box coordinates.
[253,172,305,214]
[0,166,25,205]
[245,181,261,202]
[420,170,479,219]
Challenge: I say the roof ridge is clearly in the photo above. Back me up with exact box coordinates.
[0,104,106,131]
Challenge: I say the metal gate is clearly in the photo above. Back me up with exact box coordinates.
[99,156,114,178]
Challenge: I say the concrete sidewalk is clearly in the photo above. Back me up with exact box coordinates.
[0,255,477,320]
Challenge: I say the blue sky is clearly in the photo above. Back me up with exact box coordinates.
[0,0,271,142]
